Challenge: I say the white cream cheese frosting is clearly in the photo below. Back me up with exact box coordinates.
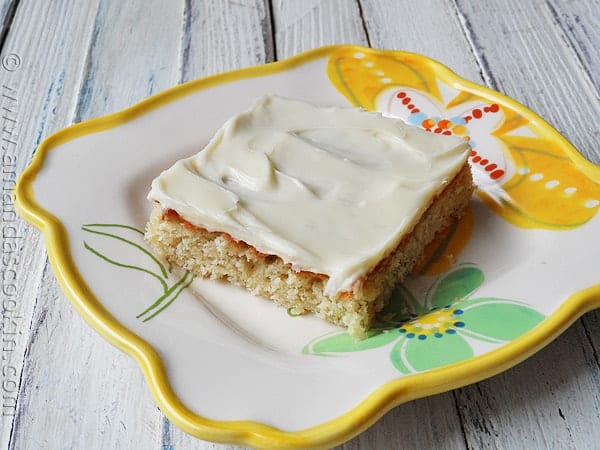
[148,95,471,295]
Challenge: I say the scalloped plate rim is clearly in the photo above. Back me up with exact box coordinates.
[14,45,600,449]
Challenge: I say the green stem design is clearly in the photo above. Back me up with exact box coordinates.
[82,224,168,278]
[82,222,196,322]
[136,271,193,319]
[82,223,145,235]
[140,272,195,322]
[83,241,168,292]
[333,59,362,106]
[497,138,570,161]
[498,197,590,228]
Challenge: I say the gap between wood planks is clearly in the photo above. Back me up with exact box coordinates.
[0,0,20,54]
[449,0,499,90]
[356,0,372,48]
[267,0,278,60]
[73,2,102,123]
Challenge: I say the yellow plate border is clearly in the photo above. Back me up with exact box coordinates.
[15,45,600,449]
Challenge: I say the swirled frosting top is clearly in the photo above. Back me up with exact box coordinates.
[149,95,470,295]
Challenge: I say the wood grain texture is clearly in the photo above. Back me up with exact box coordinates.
[338,394,467,450]
[180,0,273,83]
[273,0,368,58]
[9,266,161,449]
[359,0,482,83]
[447,3,600,448]
[581,311,600,390]
[75,0,184,120]
[0,1,102,447]
[3,1,183,448]
[453,0,600,163]
[546,0,600,94]
[454,321,600,449]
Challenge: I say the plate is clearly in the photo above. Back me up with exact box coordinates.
[15,46,600,448]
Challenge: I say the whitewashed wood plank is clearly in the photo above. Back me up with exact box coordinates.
[7,1,185,448]
[166,423,243,450]
[10,266,161,450]
[359,0,483,83]
[273,0,368,59]
[453,0,600,163]
[0,1,105,447]
[546,0,600,95]
[75,0,184,120]
[339,393,466,450]
[180,0,273,84]
[454,322,600,449]
[0,232,46,449]
[580,310,600,368]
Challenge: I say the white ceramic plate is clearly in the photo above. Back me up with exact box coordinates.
[16,46,600,448]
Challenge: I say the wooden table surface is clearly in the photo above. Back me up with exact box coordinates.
[1,1,599,448]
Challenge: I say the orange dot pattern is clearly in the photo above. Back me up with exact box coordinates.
[471,149,505,180]
[394,90,505,184]
[395,92,420,113]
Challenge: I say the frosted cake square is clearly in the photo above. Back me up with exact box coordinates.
[145,95,473,337]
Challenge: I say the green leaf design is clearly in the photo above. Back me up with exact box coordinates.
[82,224,168,277]
[303,328,401,355]
[81,223,194,321]
[301,262,547,376]
[83,241,168,292]
[429,264,484,309]
[390,332,474,374]
[458,298,545,341]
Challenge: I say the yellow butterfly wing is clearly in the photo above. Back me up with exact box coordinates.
[327,48,600,231]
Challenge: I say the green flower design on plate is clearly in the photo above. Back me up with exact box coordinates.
[81,223,194,321]
[303,264,545,374]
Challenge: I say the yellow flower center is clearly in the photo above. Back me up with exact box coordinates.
[399,306,465,340]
